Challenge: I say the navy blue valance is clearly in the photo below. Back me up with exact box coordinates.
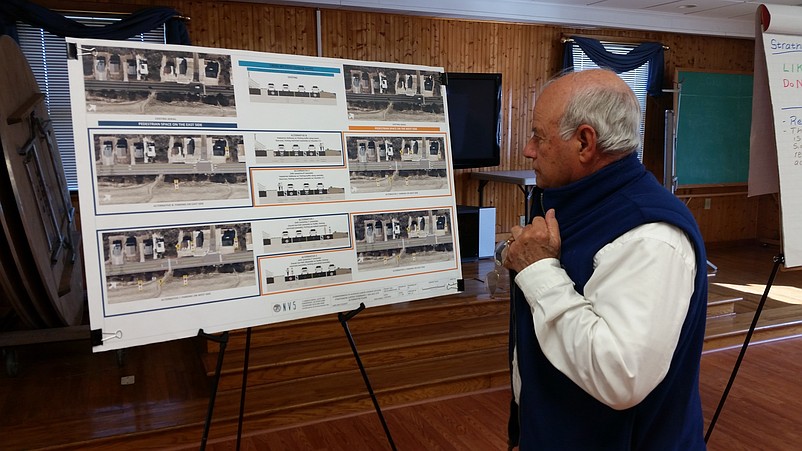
[0,0,190,45]
[563,36,664,96]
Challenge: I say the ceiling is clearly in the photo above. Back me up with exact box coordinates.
[260,0,802,38]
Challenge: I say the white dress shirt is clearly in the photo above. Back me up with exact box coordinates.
[511,222,697,410]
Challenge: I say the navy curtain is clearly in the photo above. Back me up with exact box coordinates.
[0,0,190,45]
[563,35,664,96]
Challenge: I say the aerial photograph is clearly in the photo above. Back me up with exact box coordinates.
[345,135,449,194]
[353,209,455,272]
[102,222,255,305]
[93,133,249,208]
[343,64,445,122]
[82,46,236,116]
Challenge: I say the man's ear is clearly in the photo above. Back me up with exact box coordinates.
[575,124,598,163]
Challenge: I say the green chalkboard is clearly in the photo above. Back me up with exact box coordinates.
[674,70,753,186]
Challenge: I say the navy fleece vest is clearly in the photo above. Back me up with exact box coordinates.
[510,153,708,450]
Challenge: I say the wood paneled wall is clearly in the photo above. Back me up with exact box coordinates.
[36,0,767,244]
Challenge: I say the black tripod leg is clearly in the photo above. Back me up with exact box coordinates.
[198,329,230,451]
[705,254,784,443]
[236,327,252,451]
[338,303,397,451]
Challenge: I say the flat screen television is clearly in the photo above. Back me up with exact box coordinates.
[445,72,502,169]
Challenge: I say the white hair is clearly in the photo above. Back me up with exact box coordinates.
[556,70,642,155]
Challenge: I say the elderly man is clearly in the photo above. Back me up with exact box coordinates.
[503,69,708,450]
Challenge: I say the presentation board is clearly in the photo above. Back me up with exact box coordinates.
[65,38,462,351]
[750,3,802,268]
[674,69,753,186]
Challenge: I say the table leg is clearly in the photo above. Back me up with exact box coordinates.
[477,180,489,207]
[518,185,535,222]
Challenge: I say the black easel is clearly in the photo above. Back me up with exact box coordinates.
[338,302,397,451]
[705,254,784,443]
[235,327,253,451]
[220,309,398,451]
[198,329,230,451]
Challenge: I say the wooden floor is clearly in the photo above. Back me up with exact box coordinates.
[204,337,802,451]
[2,243,802,450]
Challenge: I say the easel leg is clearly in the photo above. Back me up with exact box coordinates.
[705,254,784,443]
[236,327,252,451]
[198,329,230,451]
[338,303,397,451]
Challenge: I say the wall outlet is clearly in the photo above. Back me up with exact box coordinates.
[704,198,712,210]
[519,215,526,227]
[120,375,135,385]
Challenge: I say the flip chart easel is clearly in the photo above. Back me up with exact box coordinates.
[749,3,802,269]
[709,3,802,443]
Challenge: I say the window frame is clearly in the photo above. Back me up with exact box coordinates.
[16,16,167,191]
[570,41,649,161]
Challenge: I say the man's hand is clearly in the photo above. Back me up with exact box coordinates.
[503,208,561,272]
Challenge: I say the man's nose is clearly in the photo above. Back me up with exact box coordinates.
[523,139,536,159]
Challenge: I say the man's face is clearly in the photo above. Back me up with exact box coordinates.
[523,81,580,189]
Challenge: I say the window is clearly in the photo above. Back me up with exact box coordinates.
[16,16,166,190]
[571,42,649,161]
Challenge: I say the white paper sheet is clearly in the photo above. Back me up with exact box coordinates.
[750,4,802,267]
[66,38,464,351]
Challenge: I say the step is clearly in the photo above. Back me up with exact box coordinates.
[706,292,743,318]
[22,348,510,451]
[706,282,747,316]
[707,298,738,318]
[220,347,509,422]
[212,293,509,353]
[704,305,802,351]
[205,313,509,391]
